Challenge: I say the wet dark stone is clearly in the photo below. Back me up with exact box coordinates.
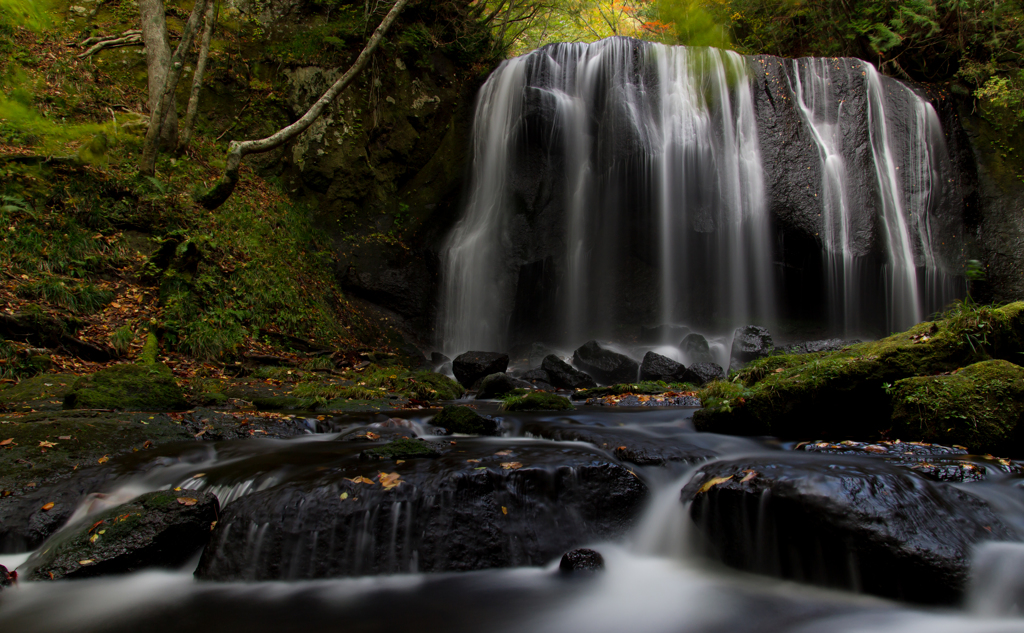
[683,362,724,386]
[196,441,648,580]
[476,373,533,399]
[730,326,773,370]
[572,341,639,385]
[559,548,604,573]
[519,421,716,468]
[23,490,218,581]
[520,369,556,391]
[682,455,1019,604]
[0,564,14,589]
[431,405,500,436]
[541,355,597,390]
[639,351,687,382]
[430,352,451,370]
[452,352,509,389]
[360,438,442,461]
[795,440,1022,483]
[680,333,714,364]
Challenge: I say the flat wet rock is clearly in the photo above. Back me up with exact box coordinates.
[195,439,647,580]
[795,440,1024,482]
[682,454,1021,604]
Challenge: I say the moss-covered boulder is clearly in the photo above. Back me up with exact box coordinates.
[890,360,1024,453]
[694,302,1024,440]
[405,371,464,401]
[0,374,78,412]
[63,363,188,411]
[360,438,441,460]
[501,392,574,412]
[23,489,218,580]
[431,405,500,435]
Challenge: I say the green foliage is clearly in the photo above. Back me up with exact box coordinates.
[15,277,114,314]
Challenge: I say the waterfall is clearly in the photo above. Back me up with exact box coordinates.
[440,40,964,355]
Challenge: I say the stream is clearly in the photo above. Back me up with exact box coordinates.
[2,404,1024,632]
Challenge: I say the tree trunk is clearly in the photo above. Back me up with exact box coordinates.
[139,0,210,175]
[178,0,218,154]
[197,0,411,210]
[138,0,178,147]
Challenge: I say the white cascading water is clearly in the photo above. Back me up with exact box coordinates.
[440,39,774,355]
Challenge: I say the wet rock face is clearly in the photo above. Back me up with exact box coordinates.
[24,490,218,581]
[638,351,687,383]
[559,548,604,573]
[680,333,714,364]
[541,355,596,390]
[683,362,724,386]
[572,341,639,385]
[682,455,1019,604]
[452,352,510,389]
[476,372,533,399]
[730,326,773,369]
[196,441,647,580]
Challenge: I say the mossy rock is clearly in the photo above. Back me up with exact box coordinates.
[693,302,1024,439]
[890,360,1024,453]
[571,381,689,400]
[431,405,500,435]
[0,374,78,411]
[360,438,440,460]
[63,364,188,411]
[404,371,464,401]
[501,392,574,412]
[23,489,219,581]
[251,396,305,410]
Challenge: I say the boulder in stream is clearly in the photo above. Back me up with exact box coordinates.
[572,341,639,385]
[431,405,501,435]
[638,351,687,382]
[476,372,533,399]
[681,455,1019,604]
[541,355,596,389]
[195,440,647,580]
[452,352,509,388]
[63,363,188,411]
[683,362,724,386]
[680,333,714,364]
[729,325,773,370]
[559,548,604,573]
[24,490,218,581]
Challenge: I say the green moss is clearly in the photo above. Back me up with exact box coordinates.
[0,373,77,408]
[138,331,159,365]
[63,363,188,411]
[361,438,438,460]
[694,301,1024,439]
[250,395,304,410]
[431,405,497,434]
[500,392,574,412]
[405,371,463,400]
[890,359,1024,453]
[573,381,690,399]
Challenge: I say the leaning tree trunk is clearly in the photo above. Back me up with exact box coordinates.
[196,0,411,210]
[178,0,218,154]
[138,0,178,147]
[139,0,210,175]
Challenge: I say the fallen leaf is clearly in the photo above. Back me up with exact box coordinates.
[340,492,349,500]
[78,560,95,565]
[466,459,480,463]
[97,455,109,464]
[378,472,402,490]
[698,475,733,494]
[41,502,55,511]
[501,462,523,470]
[501,506,508,515]
[191,473,206,479]
[346,476,375,485]
[0,438,13,446]
[176,497,198,506]
[365,431,380,440]
[495,450,512,456]
[39,441,57,448]
[58,436,72,440]
[395,460,405,465]
[739,470,757,483]
[89,533,99,543]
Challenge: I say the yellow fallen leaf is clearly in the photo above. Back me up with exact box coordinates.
[501,462,523,470]
[495,450,513,456]
[466,459,480,463]
[90,533,99,543]
[41,502,55,511]
[395,460,405,465]
[97,455,109,464]
[365,431,380,440]
[78,560,94,565]
[177,497,198,506]
[739,470,757,483]
[501,506,508,515]
[346,476,375,485]
[39,440,57,448]
[192,473,206,479]
[340,492,349,500]
[698,475,733,494]
[378,472,402,490]
[0,438,13,446]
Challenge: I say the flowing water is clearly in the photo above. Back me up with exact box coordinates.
[3,405,1024,632]
[440,40,963,354]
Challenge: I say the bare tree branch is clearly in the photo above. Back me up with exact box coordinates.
[178,0,218,153]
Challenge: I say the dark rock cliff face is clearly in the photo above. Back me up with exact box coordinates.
[246,0,495,339]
